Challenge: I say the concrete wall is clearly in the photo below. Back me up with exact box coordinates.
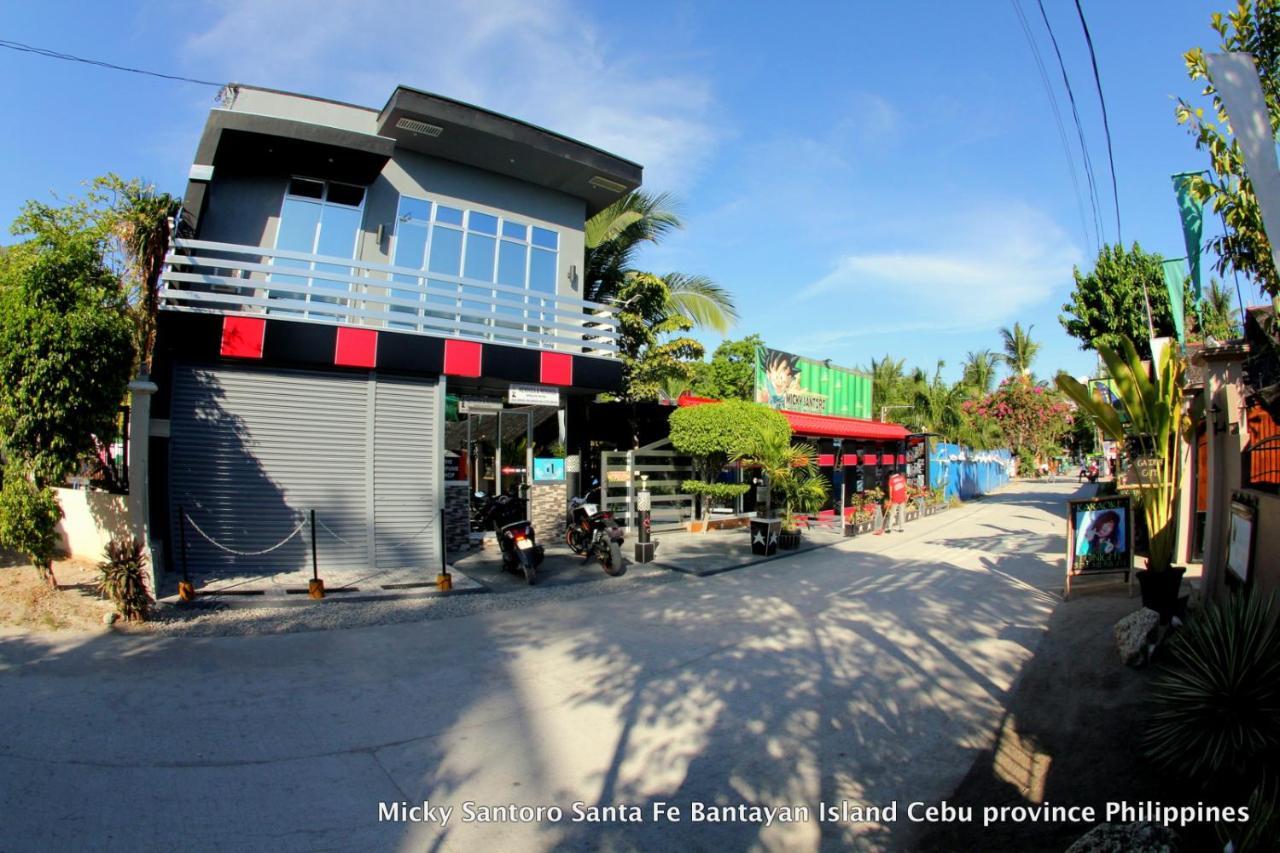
[223,88,378,134]
[198,175,287,249]
[1199,353,1250,599]
[54,488,130,561]
[1245,490,1280,598]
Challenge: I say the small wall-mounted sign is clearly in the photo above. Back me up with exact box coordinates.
[458,397,503,414]
[508,383,561,406]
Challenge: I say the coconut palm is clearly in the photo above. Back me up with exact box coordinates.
[867,355,909,417]
[913,361,966,441]
[1198,279,1241,341]
[999,322,1041,377]
[961,349,999,395]
[585,191,738,333]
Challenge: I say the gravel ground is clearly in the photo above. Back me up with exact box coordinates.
[130,564,683,637]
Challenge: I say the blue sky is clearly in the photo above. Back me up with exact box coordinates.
[1,1,1264,383]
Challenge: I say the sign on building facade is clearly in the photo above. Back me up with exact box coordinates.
[753,346,872,419]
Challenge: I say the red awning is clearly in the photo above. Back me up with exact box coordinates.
[676,393,909,441]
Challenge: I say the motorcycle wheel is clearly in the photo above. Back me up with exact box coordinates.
[599,540,626,576]
[517,549,536,585]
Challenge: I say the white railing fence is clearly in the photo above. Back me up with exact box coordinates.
[158,238,619,357]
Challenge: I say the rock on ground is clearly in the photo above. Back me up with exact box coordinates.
[1114,607,1159,666]
[1066,821,1180,852]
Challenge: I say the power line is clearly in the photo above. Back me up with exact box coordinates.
[0,37,224,88]
[1010,0,1099,256]
[1073,0,1122,246]
[1034,0,1108,247]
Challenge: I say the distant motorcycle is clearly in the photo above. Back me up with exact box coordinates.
[566,486,626,576]
[474,492,544,584]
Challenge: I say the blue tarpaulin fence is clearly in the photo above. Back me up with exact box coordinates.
[929,442,1012,501]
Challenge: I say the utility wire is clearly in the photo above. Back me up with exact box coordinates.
[1034,0,1108,247]
[1010,0,1099,256]
[0,37,224,88]
[1073,0,1122,246]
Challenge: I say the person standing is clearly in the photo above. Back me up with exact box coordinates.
[886,471,907,533]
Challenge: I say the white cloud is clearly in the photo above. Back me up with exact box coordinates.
[183,0,720,191]
[794,201,1083,340]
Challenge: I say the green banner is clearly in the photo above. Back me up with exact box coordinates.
[1160,258,1188,344]
[754,346,872,419]
[1172,172,1204,299]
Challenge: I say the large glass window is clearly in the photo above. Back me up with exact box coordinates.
[390,193,559,342]
[270,178,366,316]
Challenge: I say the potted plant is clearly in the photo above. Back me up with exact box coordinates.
[1057,337,1189,619]
[733,420,828,553]
[681,480,751,531]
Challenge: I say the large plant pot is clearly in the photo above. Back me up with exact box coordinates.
[778,530,802,550]
[750,518,781,556]
[1136,566,1187,623]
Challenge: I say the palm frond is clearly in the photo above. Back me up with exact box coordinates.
[661,272,739,333]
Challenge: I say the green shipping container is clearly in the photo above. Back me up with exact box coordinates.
[754,346,872,419]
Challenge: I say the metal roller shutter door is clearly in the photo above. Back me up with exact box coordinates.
[373,376,440,570]
[170,366,370,574]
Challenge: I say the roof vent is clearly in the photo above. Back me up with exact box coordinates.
[396,117,444,137]
[588,175,627,193]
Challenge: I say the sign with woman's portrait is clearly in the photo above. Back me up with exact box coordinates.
[1067,496,1134,575]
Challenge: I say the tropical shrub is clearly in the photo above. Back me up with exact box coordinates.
[1144,592,1280,785]
[681,480,750,511]
[97,536,152,622]
[1057,336,1188,571]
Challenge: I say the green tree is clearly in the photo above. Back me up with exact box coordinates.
[1198,278,1242,340]
[999,322,1041,377]
[668,399,788,518]
[613,273,704,406]
[961,350,999,396]
[0,223,135,586]
[690,334,763,400]
[911,361,967,442]
[730,416,822,529]
[866,354,910,419]
[965,376,1073,464]
[585,191,738,332]
[1176,0,1280,299]
[1060,243,1187,359]
[107,177,181,375]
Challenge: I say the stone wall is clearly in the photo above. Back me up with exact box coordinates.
[443,482,471,555]
[530,483,567,543]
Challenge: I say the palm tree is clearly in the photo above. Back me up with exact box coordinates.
[1198,279,1240,341]
[732,420,826,529]
[912,361,966,442]
[999,322,1041,377]
[867,355,908,417]
[585,191,738,333]
[108,177,181,376]
[961,349,999,395]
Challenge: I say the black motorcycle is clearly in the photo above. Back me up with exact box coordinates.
[566,487,626,576]
[474,492,544,584]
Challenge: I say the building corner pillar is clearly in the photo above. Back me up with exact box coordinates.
[127,378,160,596]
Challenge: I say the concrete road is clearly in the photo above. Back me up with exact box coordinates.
[0,482,1081,852]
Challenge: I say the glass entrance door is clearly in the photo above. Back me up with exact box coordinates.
[468,413,498,499]
[498,411,530,497]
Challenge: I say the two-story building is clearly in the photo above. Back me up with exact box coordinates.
[143,84,639,588]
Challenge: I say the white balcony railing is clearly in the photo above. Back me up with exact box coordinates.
[158,238,619,358]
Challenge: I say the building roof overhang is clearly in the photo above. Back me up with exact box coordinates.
[376,86,642,216]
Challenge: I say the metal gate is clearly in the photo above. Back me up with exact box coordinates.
[169,365,439,574]
[600,438,694,531]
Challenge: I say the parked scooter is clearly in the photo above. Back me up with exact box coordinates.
[474,492,544,584]
[566,485,627,576]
